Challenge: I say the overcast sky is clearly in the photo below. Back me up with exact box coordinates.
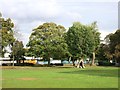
[0,0,119,46]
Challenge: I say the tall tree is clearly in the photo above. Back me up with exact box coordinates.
[99,29,120,66]
[27,22,69,66]
[90,22,101,66]
[66,22,95,67]
[103,33,113,60]
[0,13,15,57]
[109,29,120,66]
[10,40,25,65]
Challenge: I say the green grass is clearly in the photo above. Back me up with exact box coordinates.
[2,66,119,88]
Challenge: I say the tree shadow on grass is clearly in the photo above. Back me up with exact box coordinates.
[59,69,119,78]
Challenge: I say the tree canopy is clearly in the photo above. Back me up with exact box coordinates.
[109,29,120,65]
[10,40,25,64]
[66,22,95,61]
[0,15,15,57]
[89,22,101,65]
[27,22,69,65]
[96,29,120,66]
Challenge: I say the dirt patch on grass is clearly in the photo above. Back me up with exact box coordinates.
[55,77,66,80]
[17,78,37,81]
[0,78,5,80]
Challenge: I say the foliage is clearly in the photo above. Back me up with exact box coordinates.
[66,22,95,60]
[96,43,110,61]
[96,33,114,61]
[97,29,120,66]
[10,40,25,63]
[90,22,101,50]
[27,22,69,65]
[109,29,120,65]
[104,33,113,45]
[88,22,101,65]
[0,15,15,57]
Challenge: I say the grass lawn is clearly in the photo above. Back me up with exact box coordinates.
[1,66,119,88]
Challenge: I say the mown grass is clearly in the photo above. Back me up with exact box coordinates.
[2,66,119,88]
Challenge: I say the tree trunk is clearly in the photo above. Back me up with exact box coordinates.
[48,58,50,66]
[23,60,25,65]
[16,59,21,65]
[91,52,95,66]
[68,56,71,63]
[72,60,75,66]
[19,60,21,64]
[17,60,20,65]
[12,55,14,66]
[17,60,19,64]
[72,57,75,66]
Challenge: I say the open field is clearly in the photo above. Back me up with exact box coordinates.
[1,66,119,88]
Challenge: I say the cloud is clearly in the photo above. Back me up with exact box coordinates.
[57,0,119,3]
[0,0,83,26]
[0,0,118,46]
[0,0,61,22]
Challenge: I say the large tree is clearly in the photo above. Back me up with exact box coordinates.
[66,22,95,67]
[10,40,25,65]
[27,22,69,66]
[97,30,120,66]
[90,22,101,66]
[0,13,15,57]
[109,29,120,66]
[103,33,113,61]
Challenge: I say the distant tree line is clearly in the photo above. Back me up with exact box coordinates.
[0,12,120,66]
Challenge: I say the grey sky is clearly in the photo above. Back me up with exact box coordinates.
[0,0,118,46]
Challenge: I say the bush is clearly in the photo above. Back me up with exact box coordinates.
[98,61,115,66]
